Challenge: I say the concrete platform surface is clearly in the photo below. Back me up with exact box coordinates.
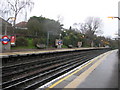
[77,50,118,88]
[41,49,118,89]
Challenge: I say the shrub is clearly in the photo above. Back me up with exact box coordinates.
[33,38,46,46]
[33,38,41,46]
[62,45,68,48]
[16,37,28,47]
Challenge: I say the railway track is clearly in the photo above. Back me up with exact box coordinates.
[1,49,110,90]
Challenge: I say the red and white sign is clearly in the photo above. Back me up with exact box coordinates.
[2,36,9,44]
[10,36,16,45]
[55,39,63,46]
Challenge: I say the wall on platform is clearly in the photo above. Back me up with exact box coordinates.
[0,18,11,52]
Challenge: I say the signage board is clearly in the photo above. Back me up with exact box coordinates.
[1,36,10,44]
[55,39,63,46]
[77,42,82,47]
[10,36,16,46]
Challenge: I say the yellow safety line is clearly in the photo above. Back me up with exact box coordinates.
[65,50,113,88]
[46,51,112,89]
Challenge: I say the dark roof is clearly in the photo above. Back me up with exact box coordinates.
[15,21,27,28]
[15,21,28,29]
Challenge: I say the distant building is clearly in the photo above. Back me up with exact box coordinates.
[14,21,28,36]
[15,21,28,30]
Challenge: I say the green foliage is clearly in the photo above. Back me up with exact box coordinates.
[33,38,46,46]
[13,16,118,49]
[62,29,83,47]
[27,38,34,47]
[14,29,29,36]
[27,16,63,37]
[12,38,36,50]
[108,39,118,49]
[26,16,63,47]
[62,45,68,48]
[16,37,28,47]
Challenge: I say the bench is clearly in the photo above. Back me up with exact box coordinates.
[36,44,46,49]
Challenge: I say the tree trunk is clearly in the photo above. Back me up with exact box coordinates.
[12,13,17,35]
[13,13,17,27]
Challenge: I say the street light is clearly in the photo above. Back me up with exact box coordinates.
[108,16,120,48]
[7,17,16,21]
[5,17,15,35]
[108,16,120,20]
[108,16,120,36]
[108,16,120,37]
[59,33,62,39]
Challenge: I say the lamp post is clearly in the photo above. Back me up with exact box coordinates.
[108,16,120,20]
[60,30,67,39]
[107,16,120,36]
[59,33,62,40]
[46,31,50,48]
[108,16,120,53]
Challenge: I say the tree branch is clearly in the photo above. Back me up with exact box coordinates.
[7,0,15,11]
[17,4,26,13]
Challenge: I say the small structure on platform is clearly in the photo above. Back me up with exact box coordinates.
[55,39,63,48]
[77,42,82,48]
[36,44,46,49]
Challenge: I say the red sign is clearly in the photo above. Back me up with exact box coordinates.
[2,36,10,44]
[10,36,16,45]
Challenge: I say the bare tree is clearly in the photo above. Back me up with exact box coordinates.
[73,23,88,34]
[73,17,103,46]
[74,17,103,35]
[85,17,103,35]
[85,17,103,46]
[0,0,34,26]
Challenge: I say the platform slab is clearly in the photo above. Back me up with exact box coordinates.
[77,50,118,88]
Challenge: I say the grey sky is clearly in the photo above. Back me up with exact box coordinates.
[21,0,119,38]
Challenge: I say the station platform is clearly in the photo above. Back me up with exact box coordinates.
[38,49,118,89]
[0,47,106,58]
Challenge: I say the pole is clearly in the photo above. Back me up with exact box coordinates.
[118,2,120,55]
[59,33,61,40]
[58,33,62,48]
[46,31,49,48]
[4,18,10,35]
[5,22,8,35]
[118,2,120,86]
[91,40,94,47]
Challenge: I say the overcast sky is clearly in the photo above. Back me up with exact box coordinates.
[25,0,119,38]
